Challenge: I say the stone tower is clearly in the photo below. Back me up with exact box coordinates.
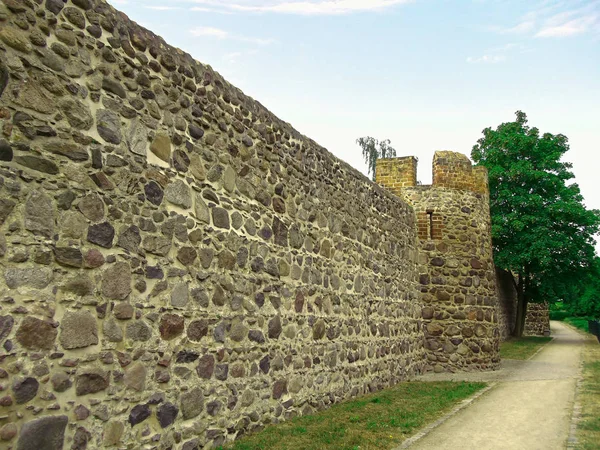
[377,151,501,372]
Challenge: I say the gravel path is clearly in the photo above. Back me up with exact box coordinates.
[402,321,584,450]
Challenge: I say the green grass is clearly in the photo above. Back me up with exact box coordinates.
[575,337,600,449]
[500,336,553,360]
[564,317,593,333]
[549,310,570,321]
[221,381,486,450]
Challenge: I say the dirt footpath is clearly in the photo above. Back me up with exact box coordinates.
[403,321,584,450]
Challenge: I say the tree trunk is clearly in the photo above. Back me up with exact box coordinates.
[512,274,528,337]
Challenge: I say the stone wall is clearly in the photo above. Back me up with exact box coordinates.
[524,303,551,336]
[377,152,501,372]
[0,0,426,448]
[496,268,517,340]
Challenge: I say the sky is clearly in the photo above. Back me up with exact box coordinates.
[109,0,600,247]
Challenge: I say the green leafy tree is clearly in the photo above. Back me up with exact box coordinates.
[356,137,397,181]
[566,257,600,318]
[471,111,600,336]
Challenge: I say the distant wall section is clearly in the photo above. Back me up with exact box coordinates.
[524,303,551,336]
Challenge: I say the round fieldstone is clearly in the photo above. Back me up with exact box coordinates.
[12,377,39,404]
[76,369,109,396]
[24,191,54,238]
[144,181,163,205]
[126,321,152,342]
[150,132,171,162]
[0,315,14,341]
[196,354,214,379]
[113,303,134,320]
[229,319,248,342]
[16,317,57,350]
[211,207,229,229]
[0,423,17,441]
[124,362,146,392]
[59,97,93,130]
[159,314,184,340]
[16,415,68,450]
[103,317,123,342]
[46,0,65,14]
[188,124,204,140]
[127,119,148,156]
[87,222,115,248]
[54,247,83,268]
[15,155,59,174]
[272,380,287,399]
[180,387,203,420]
[96,109,122,144]
[313,319,326,340]
[129,404,151,426]
[0,26,31,53]
[84,249,105,268]
[117,225,141,253]
[101,78,126,99]
[59,310,98,349]
[177,246,197,265]
[248,329,265,343]
[214,364,228,381]
[0,139,12,162]
[171,283,189,308]
[64,6,86,28]
[101,262,132,300]
[194,195,210,223]
[172,150,190,172]
[268,316,282,339]
[165,179,192,209]
[78,193,105,222]
[157,402,178,428]
[187,320,208,342]
[51,373,72,393]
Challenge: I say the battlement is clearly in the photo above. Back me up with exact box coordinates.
[376,151,488,195]
[375,156,418,196]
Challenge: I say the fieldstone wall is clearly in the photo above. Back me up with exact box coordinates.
[524,303,550,336]
[0,0,425,448]
[496,268,517,340]
[377,152,501,372]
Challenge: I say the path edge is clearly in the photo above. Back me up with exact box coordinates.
[392,383,497,450]
[561,322,589,449]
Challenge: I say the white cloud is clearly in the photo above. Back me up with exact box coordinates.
[188,0,412,15]
[223,51,244,63]
[466,54,506,64]
[536,14,599,37]
[501,20,535,34]
[190,26,274,44]
[146,5,181,10]
[190,26,231,39]
[467,42,532,64]
[190,6,234,13]
[492,0,600,38]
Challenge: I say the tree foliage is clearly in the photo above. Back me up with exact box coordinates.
[566,257,600,318]
[356,136,397,181]
[471,111,600,335]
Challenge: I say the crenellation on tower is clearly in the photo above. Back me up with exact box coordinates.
[473,166,489,195]
[432,150,479,191]
[375,156,418,196]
